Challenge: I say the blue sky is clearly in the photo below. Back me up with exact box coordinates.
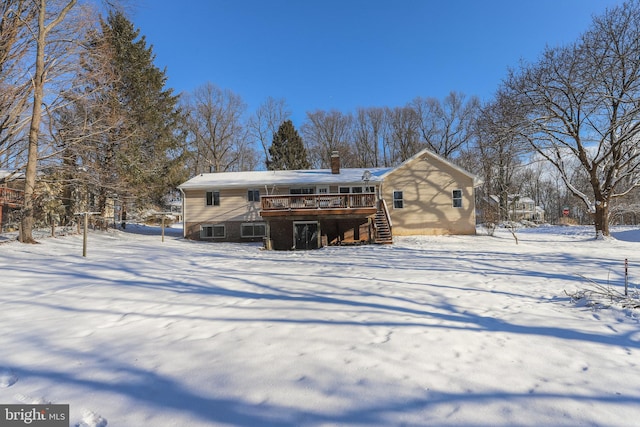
[132,0,623,126]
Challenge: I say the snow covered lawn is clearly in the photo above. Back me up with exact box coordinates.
[1,225,639,426]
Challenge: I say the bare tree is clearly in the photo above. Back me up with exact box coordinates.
[302,110,354,168]
[474,91,529,222]
[384,105,421,165]
[234,137,260,172]
[0,1,36,168]
[184,82,249,173]
[353,107,385,168]
[505,0,640,238]
[412,92,479,160]
[247,96,290,166]
[21,0,79,243]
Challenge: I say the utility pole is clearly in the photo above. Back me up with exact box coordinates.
[154,212,174,242]
[76,212,100,257]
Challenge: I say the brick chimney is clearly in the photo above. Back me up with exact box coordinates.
[331,151,340,174]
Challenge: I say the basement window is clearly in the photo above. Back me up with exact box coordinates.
[201,224,225,239]
[241,222,266,238]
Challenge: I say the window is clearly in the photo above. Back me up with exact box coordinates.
[393,191,404,209]
[247,189,260,202]
[338,186,370,194]
[290,188,314,195]
[201,224,225,238]
[205,191,220,206]
[452,189,463,208]
[241,222,266,238]
[364,186,375,193]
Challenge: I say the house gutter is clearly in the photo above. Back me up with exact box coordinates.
[178,187,186,239]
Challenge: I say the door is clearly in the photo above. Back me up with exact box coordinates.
[294,222,319,250]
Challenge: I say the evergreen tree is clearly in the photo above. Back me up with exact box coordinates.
[98,10,186,205]
[56,10,187,218]
[55,18,122,221]
[267,120,310,170]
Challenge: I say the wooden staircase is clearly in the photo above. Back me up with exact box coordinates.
[374,200,393,244]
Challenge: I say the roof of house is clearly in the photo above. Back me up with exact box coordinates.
[489,194,540,207]
[0,169,24,182]
[178,167,392,190]
[178,148,482,191]
[381,148,481,185]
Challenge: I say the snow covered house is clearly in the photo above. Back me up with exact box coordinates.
[489,194,545,223]
[178,149,481,250]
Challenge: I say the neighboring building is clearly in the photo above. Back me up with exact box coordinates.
[0,169,25,232]
[489,194,545,223]
[178,149,481,250]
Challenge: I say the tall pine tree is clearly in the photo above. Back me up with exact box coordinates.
[56,16,124,221]
[99,10,186,205]
[56,10,187,219]
[267,120,310,170]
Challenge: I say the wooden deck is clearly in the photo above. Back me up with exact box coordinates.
[0,187,23,230]
[0,187,23,208]
[260,193,377,217]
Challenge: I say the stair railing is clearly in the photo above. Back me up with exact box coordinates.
[380,198,392,230]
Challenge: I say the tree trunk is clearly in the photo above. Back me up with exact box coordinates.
[19,0,77,243]
[593,200,609,239]
[62,150,77,225]
[20,0,47,244]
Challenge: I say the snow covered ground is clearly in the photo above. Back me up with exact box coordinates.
[0,224,639,427]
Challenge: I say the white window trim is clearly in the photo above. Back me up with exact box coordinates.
[393,190,404,209]
[247,189,260,202]
[452,189,463,208]
[205,190,220,207]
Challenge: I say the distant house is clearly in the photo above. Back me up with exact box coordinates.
[489,194,545,223]
[178,149,482,250]
[0,169,24,232]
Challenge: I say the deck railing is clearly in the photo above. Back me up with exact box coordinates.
[0,187,24,207]
[261,193,376,211]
